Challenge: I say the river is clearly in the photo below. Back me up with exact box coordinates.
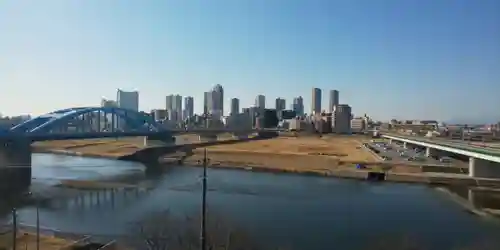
[2,153,500,250]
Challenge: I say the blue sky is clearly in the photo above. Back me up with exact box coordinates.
[0,0,499,122]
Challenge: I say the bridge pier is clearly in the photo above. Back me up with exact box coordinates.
[143,134,176,147]
[198,134,218,142]
[232,132,250,139]
[469,157,500,178]
[403,142,408,149]
[425,147,438,158]
[0,139,32,193]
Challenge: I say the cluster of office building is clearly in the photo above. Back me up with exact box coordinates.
[100,86,368,133]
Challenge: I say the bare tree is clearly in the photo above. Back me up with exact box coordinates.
[128,210,268,250]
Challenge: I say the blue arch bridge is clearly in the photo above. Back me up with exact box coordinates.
[0,107,262,193]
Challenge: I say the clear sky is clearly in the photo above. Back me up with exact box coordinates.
[0,0,499,122]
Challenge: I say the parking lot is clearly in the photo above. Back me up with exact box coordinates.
[366,140,455,166]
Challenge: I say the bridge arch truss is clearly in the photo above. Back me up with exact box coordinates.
[10,107,162,134]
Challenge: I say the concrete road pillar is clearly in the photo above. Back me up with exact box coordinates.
[469,157,500,178]
[389,139,393,144]
[425,147,438,158]
[0,139,32,193]
[403,142,407,149]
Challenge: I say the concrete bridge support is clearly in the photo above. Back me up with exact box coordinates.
[198,134,218,142]
[403,142,408,149]
[232,132,250,139]
[143,134,176,147]
[0,139,32,193]
[469,157,500,178]
[425,147,439,158]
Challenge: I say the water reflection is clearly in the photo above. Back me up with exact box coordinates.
[1,154,500,249]
[446,185,500,211]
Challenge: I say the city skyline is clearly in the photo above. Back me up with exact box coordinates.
[0,1,499,122]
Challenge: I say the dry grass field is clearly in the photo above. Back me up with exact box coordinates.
[0,232,71,250]
[184,135,382,174]
[202,135,377,162]
[33,138,145,157]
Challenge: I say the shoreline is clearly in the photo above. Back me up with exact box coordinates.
[32,146,123,160]
[32,145,500,188]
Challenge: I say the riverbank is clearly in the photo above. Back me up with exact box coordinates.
[33,136,500,188]
[32,138,145,158]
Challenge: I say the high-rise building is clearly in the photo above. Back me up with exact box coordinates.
[255,95,265,108]
[292,96,304,116]
[206,84,224,118]
[329,90,339,113]
[166,94,182,121]
[203,92,209,115]
[275,98,286,111]
[116,89,139,111]
[311,88,322,114]
[184,96,194,119]
[332,104,352,134]
[230,98,240,116]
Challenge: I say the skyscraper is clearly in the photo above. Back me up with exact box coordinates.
[166,94,182,121]
[203,92,209,115]
[230,98,240,116]
[275,98,286,111]
[292,96,304,116]
[116,89,139,111]
[207,84,224,117]
[184,96,194,119]
[255,95,265,108]
[311,88,322,114]
[329,90,339,113]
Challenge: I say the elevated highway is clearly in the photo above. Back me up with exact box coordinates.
[382,133,500,178]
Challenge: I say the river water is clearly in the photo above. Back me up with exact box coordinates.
[2,153,500,250]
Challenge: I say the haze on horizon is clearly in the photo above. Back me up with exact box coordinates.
[0,0,499,123]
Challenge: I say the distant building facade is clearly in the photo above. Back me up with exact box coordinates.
[311,88,322,114]
[255,95,266,108]
[332,104,352,134]
[116,89,139,111]
[275,98,286,112]
[230,98,240,116]
[184,96,194,119]
[292,96,304,116]
[329,90,339,113]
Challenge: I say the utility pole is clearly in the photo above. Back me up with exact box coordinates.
[200,148,208,250]
[36,204,40,250]
[12,208,17,250]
